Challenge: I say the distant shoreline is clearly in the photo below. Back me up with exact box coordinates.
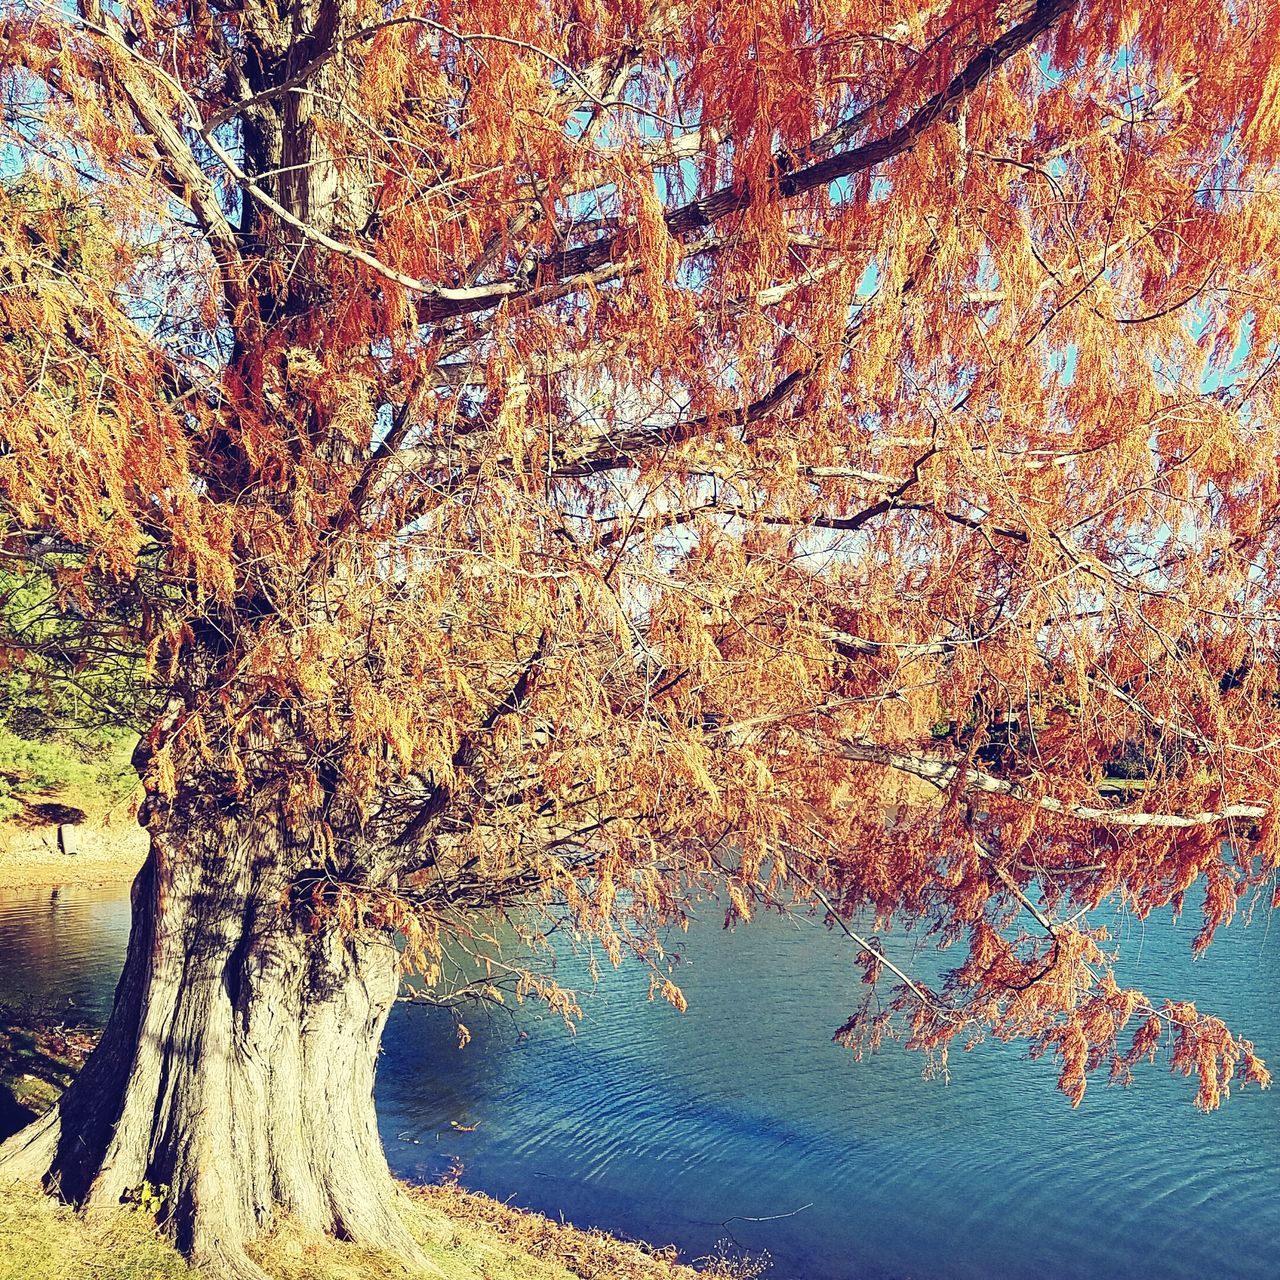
[0,808,147,891]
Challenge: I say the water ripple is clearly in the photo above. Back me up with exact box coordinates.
[2,884,1277,1280]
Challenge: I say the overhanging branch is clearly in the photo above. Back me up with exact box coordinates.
[415,0,1081,323]
[837,740,1266,829]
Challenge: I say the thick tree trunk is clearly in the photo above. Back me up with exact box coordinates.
[0,804,431,1280]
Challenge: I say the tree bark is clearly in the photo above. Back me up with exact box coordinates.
[0,801,431,1280]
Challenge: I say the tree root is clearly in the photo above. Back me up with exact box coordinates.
[0,1108,60,1185]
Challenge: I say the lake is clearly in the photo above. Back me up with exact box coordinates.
[1,882,1276,1279]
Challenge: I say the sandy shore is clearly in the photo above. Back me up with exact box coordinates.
[0,813,147,891]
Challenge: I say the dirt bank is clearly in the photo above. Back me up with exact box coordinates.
[0,806,147,891]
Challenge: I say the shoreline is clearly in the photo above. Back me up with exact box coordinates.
[0,814,757,1278]
[0,1006,749,1280]
[0,813,147,892]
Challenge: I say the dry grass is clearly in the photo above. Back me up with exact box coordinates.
[410,1183,763,1280]
[0,1181,759,1280]
[0,1185,194,1280]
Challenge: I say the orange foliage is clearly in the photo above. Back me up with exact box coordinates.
[2,0,1279,1105]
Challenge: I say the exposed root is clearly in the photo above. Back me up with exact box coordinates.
[194,1240,272,1280]
[334,1182,447,1279]
[0,1109,60,1185]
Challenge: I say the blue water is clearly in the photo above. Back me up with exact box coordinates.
[1,883,1276,1279]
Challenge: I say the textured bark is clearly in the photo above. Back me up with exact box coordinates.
[0,802,430,1280]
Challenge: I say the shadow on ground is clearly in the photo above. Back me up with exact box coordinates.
[0,1007,99,1140]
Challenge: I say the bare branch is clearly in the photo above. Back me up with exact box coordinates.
[837,740,1267,829]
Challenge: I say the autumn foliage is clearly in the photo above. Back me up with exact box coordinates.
[2,0,1279,1127]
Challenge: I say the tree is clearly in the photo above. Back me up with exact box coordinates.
[1,0,1277,1273]
[0,552,148,819]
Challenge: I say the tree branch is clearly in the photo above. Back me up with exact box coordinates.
[415,0,1080,323]
[836,740,1266,829]
[552,362,817,478]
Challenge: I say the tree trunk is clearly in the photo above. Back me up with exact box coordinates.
[0,803,432,1280]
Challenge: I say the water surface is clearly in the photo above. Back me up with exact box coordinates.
[1,882,1276,1279]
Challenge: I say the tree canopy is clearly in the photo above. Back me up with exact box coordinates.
[2,0,1278,1158]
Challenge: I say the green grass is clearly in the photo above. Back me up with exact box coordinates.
[0,1180,767,1280]
[0,725,137,822]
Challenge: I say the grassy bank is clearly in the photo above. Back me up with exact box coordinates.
[0,716,147,890]
[0,1180,759,1280]
[0,1011,760,1280]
